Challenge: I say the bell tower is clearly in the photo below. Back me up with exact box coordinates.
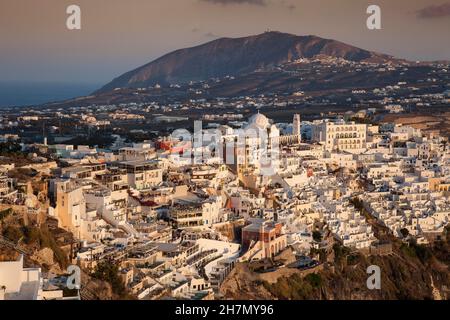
[293,114,301,142]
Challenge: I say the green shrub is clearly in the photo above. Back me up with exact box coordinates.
[2,225,22,242]
[262,273,320,300]
[400,228,409,238]
[333,243,351,263]
[412,243,432,264]
[92,262,126,297]
[312,231,322,242]
[0,208,13,221]
[305,273,323,288]
[347,254,361,265]
[400,243,417,258]
[20,226,40,245]
[401,240,433,264]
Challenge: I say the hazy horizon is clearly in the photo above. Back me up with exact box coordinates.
[0,82,102,107]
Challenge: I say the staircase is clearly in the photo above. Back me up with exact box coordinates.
[0,235,32,256]
[79,286,97,300]
[101,210,140,238]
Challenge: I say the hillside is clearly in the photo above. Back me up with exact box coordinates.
[220,226,450,300]
[0,211,118,300]
[97,31,394,93]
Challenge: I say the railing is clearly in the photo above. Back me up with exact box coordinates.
[0,235,31,256]
[79,286,97,300]
[186,249,218,266]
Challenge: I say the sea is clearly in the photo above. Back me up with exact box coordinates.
[0,82,102,108]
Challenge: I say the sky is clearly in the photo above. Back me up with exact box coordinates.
[0,0,449,85]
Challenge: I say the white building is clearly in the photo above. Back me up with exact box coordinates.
[312,120,367,153]
[118,160,163,191]
[0,255,75,300]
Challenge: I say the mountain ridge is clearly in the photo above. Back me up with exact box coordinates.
[96,31,396,93]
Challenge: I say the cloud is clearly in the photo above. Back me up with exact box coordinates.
[200,0,297,10]
[204,32,221,38]
[279,0,296,11]
[201,0,267,6]
[417,2,450,19]
[286,4,296,11]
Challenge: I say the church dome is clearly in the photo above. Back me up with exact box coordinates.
[248,113,270,129]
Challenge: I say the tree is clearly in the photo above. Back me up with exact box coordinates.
[305,273,323,288]
[400,228,409,238]
[92,262,126,297]
[312,231,322,242]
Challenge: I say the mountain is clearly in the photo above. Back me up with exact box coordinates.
[96,31,394,93]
